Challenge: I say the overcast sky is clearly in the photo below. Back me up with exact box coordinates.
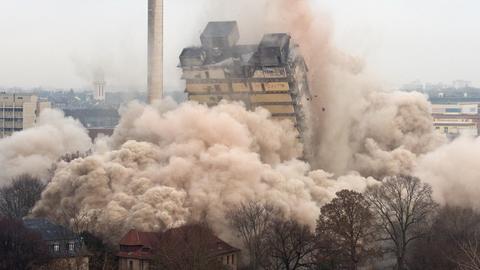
[0,0,479,91]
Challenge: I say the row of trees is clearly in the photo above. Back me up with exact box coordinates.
[2,173,480,269]
[228,175,480,270]
[0,174,118,270]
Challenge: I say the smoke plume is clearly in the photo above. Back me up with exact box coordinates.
[0,0,471,246]
[33,100,375,242]
[415,137,480,210]
[251,0,445,177]
[0,109,91,185]
[28,0,446,243]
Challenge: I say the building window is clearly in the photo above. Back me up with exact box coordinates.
[227,255,230,264]
[68,242,75,252]
[129,260,133,270]
[53,243,60,252]
[232,254,235,264]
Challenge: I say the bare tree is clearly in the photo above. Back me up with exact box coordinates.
[263,218,316,270]
[226,201,279,270]
[364,175,437,270]
[154,223,226,270]
[410,205,480,270]
[316,190,377,270]
[0,217,50,270]
[81,231,118,270]
[457,234,480,270]
[0,174,45,219]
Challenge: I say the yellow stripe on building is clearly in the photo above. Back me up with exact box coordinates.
[250,94,293,103]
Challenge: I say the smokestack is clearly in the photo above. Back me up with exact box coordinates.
[148,0,163,103]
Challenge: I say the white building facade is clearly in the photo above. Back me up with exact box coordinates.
[431,103,479,137]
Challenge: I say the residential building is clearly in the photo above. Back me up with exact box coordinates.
[23,218,89,270]
[0,93,51,138]
[118,224,241,270]
[179,21,311,139]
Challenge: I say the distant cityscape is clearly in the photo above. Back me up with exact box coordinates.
[0,87,186,139]
[402,80,480,139]
[2,78,480,141]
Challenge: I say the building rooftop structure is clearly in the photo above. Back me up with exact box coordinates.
[201,21,239,39]
[180,21,311,145]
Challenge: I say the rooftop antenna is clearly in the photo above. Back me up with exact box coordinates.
[148,0,163,103]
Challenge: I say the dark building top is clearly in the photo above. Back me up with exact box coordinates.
[23,218,84,258]
[181,21,294,71]
[24,218,77,241]
[118,224,240,261]
[201,21,240,54]
[201,21,239,38]
[259,33,291,48]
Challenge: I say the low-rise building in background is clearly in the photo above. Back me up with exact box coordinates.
[0,92,51,138]
[117,224,240,270]
[431,103,479,138]
[23,218,89,270]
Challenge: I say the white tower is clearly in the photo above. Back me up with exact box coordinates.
[93,70,106,102]
[148,0,163,103]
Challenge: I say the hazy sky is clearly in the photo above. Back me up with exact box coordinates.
[0,0,479,91]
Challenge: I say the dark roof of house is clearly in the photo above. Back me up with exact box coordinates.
[118,225,240,260]
[201,21,238,38]
[23,218,78,242]
[259,33,291,48]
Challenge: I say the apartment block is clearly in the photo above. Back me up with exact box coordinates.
[0,92,51,138]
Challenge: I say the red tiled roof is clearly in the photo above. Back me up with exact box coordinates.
[117,225,240,260]
[160,225,240,256]
[119,229,160,248]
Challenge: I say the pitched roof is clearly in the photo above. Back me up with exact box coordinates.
[23,218,77,241]
[118,225,240,260]
[161,225,240,257]
[119,229,160,248]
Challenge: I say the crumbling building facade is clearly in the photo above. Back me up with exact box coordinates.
[179,21,311,138]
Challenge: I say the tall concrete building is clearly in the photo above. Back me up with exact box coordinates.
[0,93,51,138]
[148,0,164,103]
[179,21,311,137]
